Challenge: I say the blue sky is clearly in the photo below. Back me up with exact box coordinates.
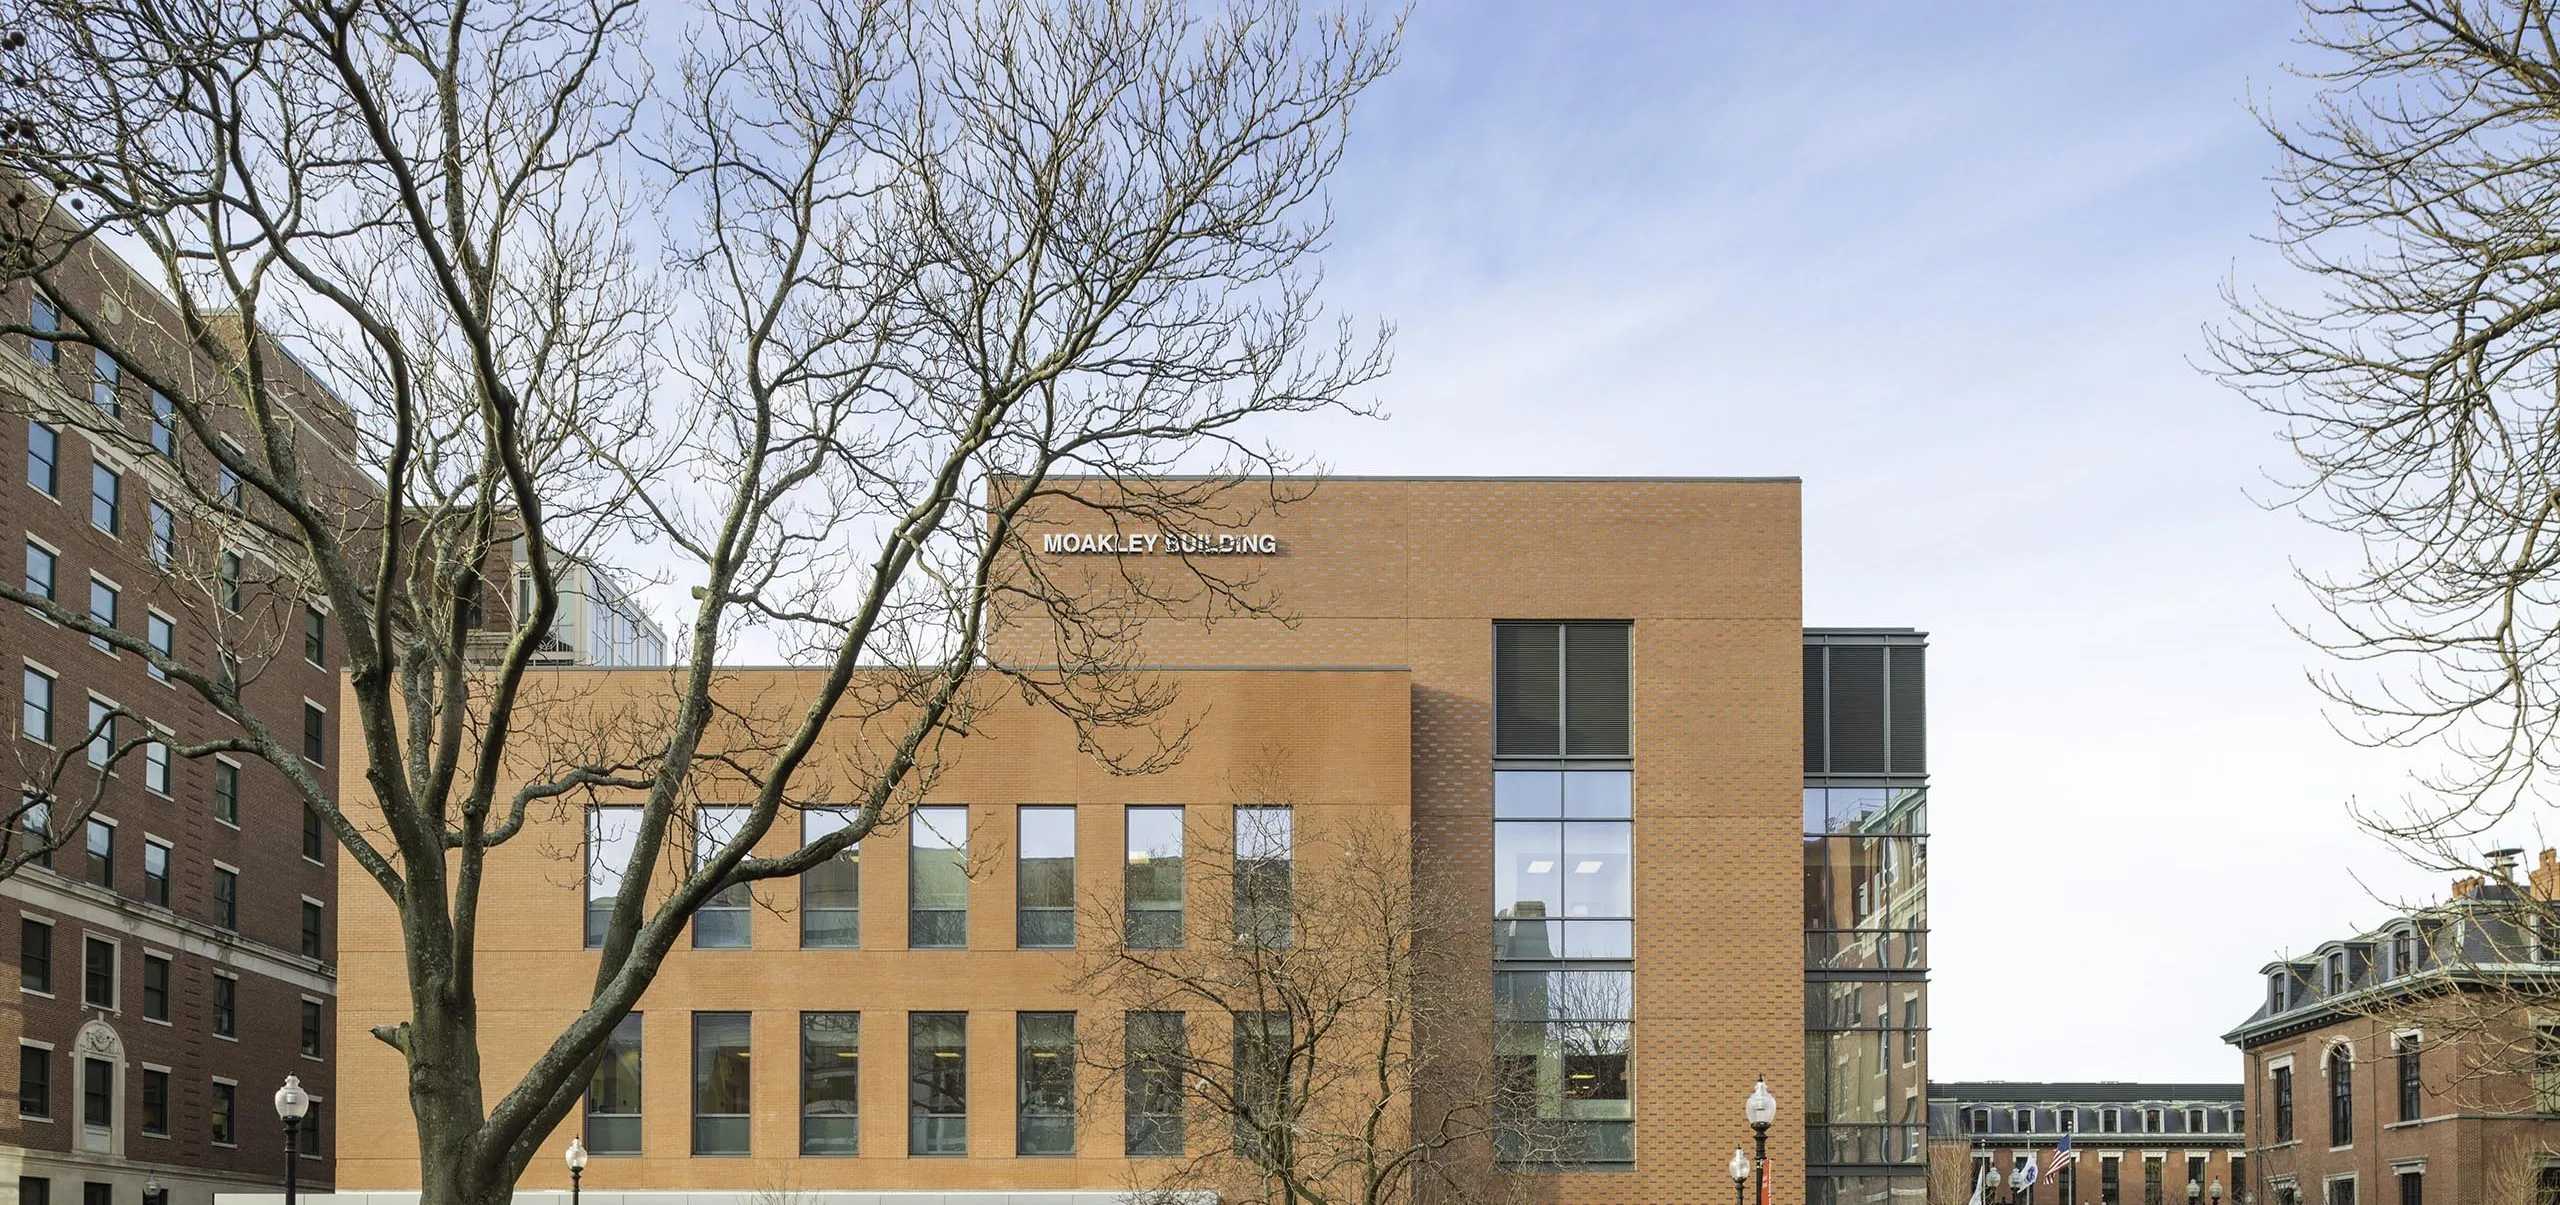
[1280,2,2439,1083]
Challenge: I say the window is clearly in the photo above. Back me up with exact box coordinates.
[2398,1034,2423,1121]
[2540,1022,2560,1113]
[26,422,56,495]
[23,664,54,743]
[1125,1011,1186,1157]
[2146,1156,2164,1205]
[2190,1156,2208,1194]
[800,809,859,948]
[82,820,110,889]
[2059,1156,2079,1205]
[19,796,48,869]
[1125,806,1183,948]
[1967,1107,1987,1133]
[301,998,324,1058]
[212,865,237,930]
[147,504,171,568]
[909,806,968,949]
[81,936,113,1010]
[141,841,168,906]
[301,899,324,958]
[2327,1178,2356,1205]
[145,613,171,681]
[20,917,50,994]
[693,1012,751,1154]
[2101,1157,2121,1205]
[85,575,114,647]
[2394,929,2417,974]
[2398,1170,2422,1205]
[217,462,242,511]
[1017,806,1074,949]
[1018,1012,1074,1155]
[149,392,175,457]
[1235,806,1293,946]
[84,698,111,768]
[586,1013,644,1154]
[88,463,117,536]
[584,807,638,948]
[28,298,56,364]
[1234,1011,1291,1155]
[2187,1107,2205,1133]
[1493,620,1631,756]
[2102,1106,2121,1133]
[90,351,119,418]
[2332,1047,2355,1145]
[1495,969,1634,1165]
[909,1012,967,1155]
[304,805,325,863]
[1494,768,1634,959]
[20,1045,49,1117]
[2018,1107,2035,1132]
[80,1057,108,1132]
[143,735,169,796]
[17,1181,42,1205]
[212,974,236,1036]
[217,551,241,613]
[24,540,53,604]
[141,954,167,1022]
[692,806,750,948]
[141,1067,168,1136]
[2143,1107,2162,1133]
[210,1080,235,1145]
[303,604,325,667]
[2274,1064,2295,1142]
[213,760,238,826]
[802,1012,859,1155]
[302,700,326,764]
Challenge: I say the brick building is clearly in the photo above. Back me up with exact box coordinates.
[2224,848,2560,1205]
[1928,1083,2244,1205]
[319,477,1933,1205]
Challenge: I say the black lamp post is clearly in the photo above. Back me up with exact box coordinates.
[1728,1148,1749,1205]
[568,1135,589,1205]
[274,1075,310,1205]
[1745,1076,1777,1205]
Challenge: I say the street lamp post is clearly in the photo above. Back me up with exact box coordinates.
[1728,1148,1750,1205]
[273,1075,310,1205]
[141,1175,164,1205]
[2210,1180,2225,1205]
[1745,1076,1778,1205]
[568,1136,590,1205]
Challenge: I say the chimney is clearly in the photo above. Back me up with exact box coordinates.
[2491,847,2526,880]
[2453,875,2484,899]
[2535,849,2560,902]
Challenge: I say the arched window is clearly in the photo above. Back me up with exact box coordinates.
[2327,1044,2353,1146]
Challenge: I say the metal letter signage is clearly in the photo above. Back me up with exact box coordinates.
[1040,532,1280,555]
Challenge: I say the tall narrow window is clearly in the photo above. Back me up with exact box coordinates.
[211,974,236,1036]
[210,1081,235,1145]
[84,698,112,768]
[1493,621,1631,756]
[2330,1047,2354,1146]
[1495,969,1634,1165]
[149,393,175,457]
[2538,1022,2560,1113]
[2101,1157,2120,1205]
[145,613,171,681]
[1234,1011,1291,1157]
[2399,1170,2422,1205]
[1017,1012,1074,1155]
[18,1045,48,1118]
[800,809,859,948]
[2398,1034,2422,1121]
[692,1012,751,1155]
[585,807,639,948]
[1235,806,1293,946]
[586,1013,644,1154]
[1125,1011,1186,1156]
[20,919,50,993]
[81,937,113,1010]
[301,999,324,1057]
[141,954,167,1022]
[908,806,968,949]
[1125,806,1184,948]
[24,541,54,603]
[217,551,241,613]
[213,761,239,826]
[302,701,326,764]
[21,665,53,743]
[1017,807,1075,949]
[217,462,243,511]
[82,820,110,889]
[693,806,750,948]
[2144,1156,2163,1205]
[141,1068,168,1136]
[86,577,116,652]
[909,1012,967,1155]
[301,899,324,958]
[26,422,57,495]
[141,841,168,907]
[28,299,56,364]
[801,1012,859,1155]
[90,351,119,418]
[17,796,47,869]
[303,605,326,667]
[143,734,169,796]
[212,866,237,931]
[147,503,172,567]
[304,805,325,863]
[88,463,117,536]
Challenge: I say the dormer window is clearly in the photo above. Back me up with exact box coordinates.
[1970,1107,1989,1133]
[2014,1107,2033,1132]
[2393,929,2416,975]
[2328,951,2348,993]
[2271,972,2290,1013]
[2102,1107,2121,1133]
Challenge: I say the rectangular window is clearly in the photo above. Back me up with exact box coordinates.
[147,503,171,567]
[24,540,54,603]
[2327,1179,2356,1205]
[800,809,859,948]
[802,1012,859,1155]
[1493,620,1631,756]
[212,866,237,930]
[585,807,639,948]
[142,841,168,907]
[27,298,56,363]
[210,1080,235,1145]
[20,918,50,994]
[909,806,968,949]
[82,820,110,889]
[23,664,54,743]
[19,1045,48,1118]
[217,462,242,511]
[143,736,169,796]
[141,1067,168,1136]
[141,954,167,1022]
[17,1180,43,1205]
[213,760,238,826]
[303,605,325,667]
[84,698,111,769]
[1495,969,1634,1165]
[1494,768,1633,960]
[2146,1157,2164,1205]
[1017,806,1075,949]
[1125,1011,1186,1156]
[2101,1157,2120,1205]
[145,613,171,681]
[304,805,325,863]
[1017,1012,1074,1155]
[88,463,117,536]
[19,796,47,869]
[2333,1050,2355,1145]
[693,806,750,948]
[2059,1157,2079,1205]
[80,1057,108,1130]
[217,551,241,613]
[2539,1023,2560,1113]
[302,701,325,764]
[90,351,119,418]
[149,393,175,457]
[212,974,236,1037]
[586,1013,644,1154]
[2398,1171,2421,1205]
[2274,1064,2295,1142]
[301,899,323,959]
[1234,1010,1291,1155]
[2398,1034,2422,1121]
[693,1012,751,1154]
[301,998,324,1058]
[1125,806,1184,948]
[909,1011,967,1155]
[80,937,113,1010]
[1235,806,1293,946]
[2144,1107,2162,1133]
[26,422,56,494]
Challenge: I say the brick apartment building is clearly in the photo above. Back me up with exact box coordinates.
[2225,848,2560,1205]
[1928,1082,2244,1205]
[321,479,1935,1205]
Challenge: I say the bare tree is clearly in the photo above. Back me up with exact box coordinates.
[0,2,1393,1204]
[1928,1141,1982,1205]
[1068,775,1524,1205]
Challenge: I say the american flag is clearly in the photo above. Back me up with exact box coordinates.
[2042,1133,2082,1180]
